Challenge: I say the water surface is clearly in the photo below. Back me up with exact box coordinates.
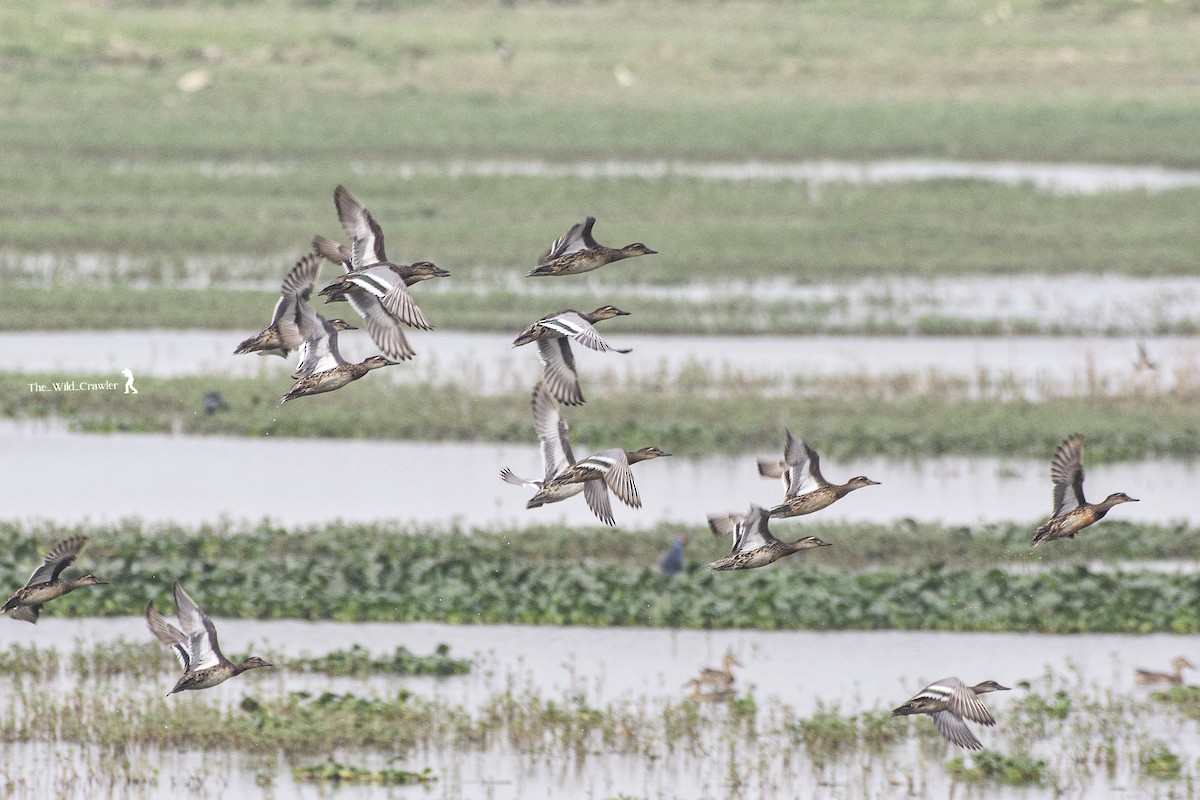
[4,423,1194,527]
[109,157,1200,195]
[11,330,1198,400]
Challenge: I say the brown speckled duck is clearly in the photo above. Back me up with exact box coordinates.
[2,536,107,624]
[502,382,669,526]
[1135,657,1196,686]
[705,505,831,571]
[512,306,632,405]
[758,430,879,518]
[891,678,1010,751]
[526,216,655,277]
[697,652,742,690]
[1031,434,1138,548]
[147,581,271,695]
[312,185,449,361]
[279,311,396,404]
[233,251,333,358]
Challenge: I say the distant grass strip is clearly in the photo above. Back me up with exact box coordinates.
[5,519,1200,633]
[3,177,1199,287]
[3,371,1198,459]
[4,285,1200,336]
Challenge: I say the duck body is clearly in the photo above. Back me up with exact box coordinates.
[233,252,323,358]
[891,678,1010,751]
[319,260,449,329]
[148,581,271,696]
[3,536,107,624]
[169,662,248,694]
[311,185,449,361]
[759,431,878,518]
[502,382,609,523]
[526,217,655,277]
[513,306,632,405]
[233,328,288,358]
[519,479,584,508]
[501,383,669,526]
[705,505,831,571]
[534,446,670,510]
[1030,434,1138,547]
[697,653,740,689]
[280,356,395,403]
[768,484,864,518]
[1135,657,1195,686]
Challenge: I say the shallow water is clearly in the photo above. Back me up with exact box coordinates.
[9,617,1196,716]
[109,157,1200,195]
[11,330,1198,400]
[3,422,1194,527]
[4,619,1195,799]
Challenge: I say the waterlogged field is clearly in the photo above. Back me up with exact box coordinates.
[7,0,1200,796]
[0,634,1197,799]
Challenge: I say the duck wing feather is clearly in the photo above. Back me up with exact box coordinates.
[531,381,575,480]
[732,505,778,554]
[536,339,584,406]
[583,479,616,527]
[172,582,223,670]
[25,536,88,588]
[1050,434,1086,517]
[932,710,984,750]
[346,292,415,361]
[784,432,825,497]
[333,185,386,269]
[146,600,192,672]
[574,448,640,509]
[538,217,594,264]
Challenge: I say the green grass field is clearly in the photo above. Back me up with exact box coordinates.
[3,0,1200,317]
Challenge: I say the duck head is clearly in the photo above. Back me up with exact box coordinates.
[970,680,1011,694]
[628,446,671,463]
[846,476,881,491]
[405,261,451,281]
[589,305,631,321]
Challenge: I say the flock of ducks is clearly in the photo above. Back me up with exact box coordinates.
[10,186,1166,750]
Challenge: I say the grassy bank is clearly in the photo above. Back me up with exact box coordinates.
[5,519,1200,633]
[5,371,1197,459]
